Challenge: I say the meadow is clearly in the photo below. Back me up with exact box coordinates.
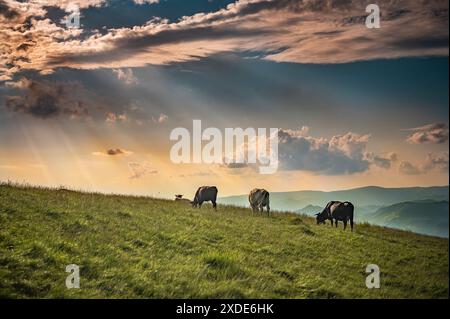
[0,183,448,298]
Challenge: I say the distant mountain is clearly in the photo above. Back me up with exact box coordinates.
[296,205,323,216]
[220,186,449,212]
[220,186,449,237]
[355,205,386,222]
[369,200,449,238]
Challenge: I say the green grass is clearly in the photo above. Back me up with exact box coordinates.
[0,183,448,299]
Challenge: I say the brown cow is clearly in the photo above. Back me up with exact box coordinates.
[249,188,270,215]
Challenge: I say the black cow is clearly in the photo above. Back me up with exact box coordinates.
[192,186,218,210]
[316,201,354,231]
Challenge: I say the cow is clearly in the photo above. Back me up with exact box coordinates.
[174,194,192,205]
[316,201,354,231]
[248,188,270,215]
[192,186,218,210]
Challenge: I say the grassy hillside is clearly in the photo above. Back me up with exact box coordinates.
[370,201,449,238]
[0,183,448,299]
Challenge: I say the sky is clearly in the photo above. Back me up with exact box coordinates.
[0,0,449,198]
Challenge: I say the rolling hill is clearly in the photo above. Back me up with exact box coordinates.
[296,205,323,215]
[221,186,449,237]
[369,200,449,238]
[220,186,449,211]
[0,183,448,298]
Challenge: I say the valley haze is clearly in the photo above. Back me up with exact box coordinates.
[220,185,450,238]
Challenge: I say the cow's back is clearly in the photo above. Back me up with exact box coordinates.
[249,188,269,206]
[330,201,354,220]
[197,186,218,201]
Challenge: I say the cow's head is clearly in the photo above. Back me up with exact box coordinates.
[315,211,328,225]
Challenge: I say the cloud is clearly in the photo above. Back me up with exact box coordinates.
[278,128,374,175]
[223,162,248,169]
[151,113,168,124]
[133,0,159,4]
[178,169,217,177]
[421,152,449,171]
[0,0,19,19]
[128,161,158,179]
[2,76,140,121]
[404,123,449,144]
[3,77,89,119]
[0,0,447,79]
[105,112,128,123]
[113,68,138,85]
[93,148,133,156]
[399,152,449,175]
[365,152,397,169]
[220,126,395,175]
[399,160,422,175]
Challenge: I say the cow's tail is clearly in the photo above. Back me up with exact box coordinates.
[264,191,270,203]
[193,188,200,205]
[348,202,354,231]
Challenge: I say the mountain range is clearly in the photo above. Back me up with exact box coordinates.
[220,186,449,237]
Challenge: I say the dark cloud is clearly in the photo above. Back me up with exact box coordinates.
[365,152,397,169]
[223,162,249,169]
[92,148,133,156]
[405,123,449,144]
[107,148,126,156]
[1,0,448,77]
[4,78,89,119]
[391,35,449,51]
[0,0,19,19]
[47,25,279,66]
[16,42,34,51]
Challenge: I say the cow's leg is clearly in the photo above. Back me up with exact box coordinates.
[267,204,270,216]
[330,219,334,227]
[212,200,217,211]
[350,218,354,232]
[335,220,338,228]
[199,201,203,208]
[343,220,347,230]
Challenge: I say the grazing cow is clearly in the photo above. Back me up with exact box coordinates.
[192,186,218,210]
[248,188,270,215]
[316,201,354,231]
[174,194,192,205]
